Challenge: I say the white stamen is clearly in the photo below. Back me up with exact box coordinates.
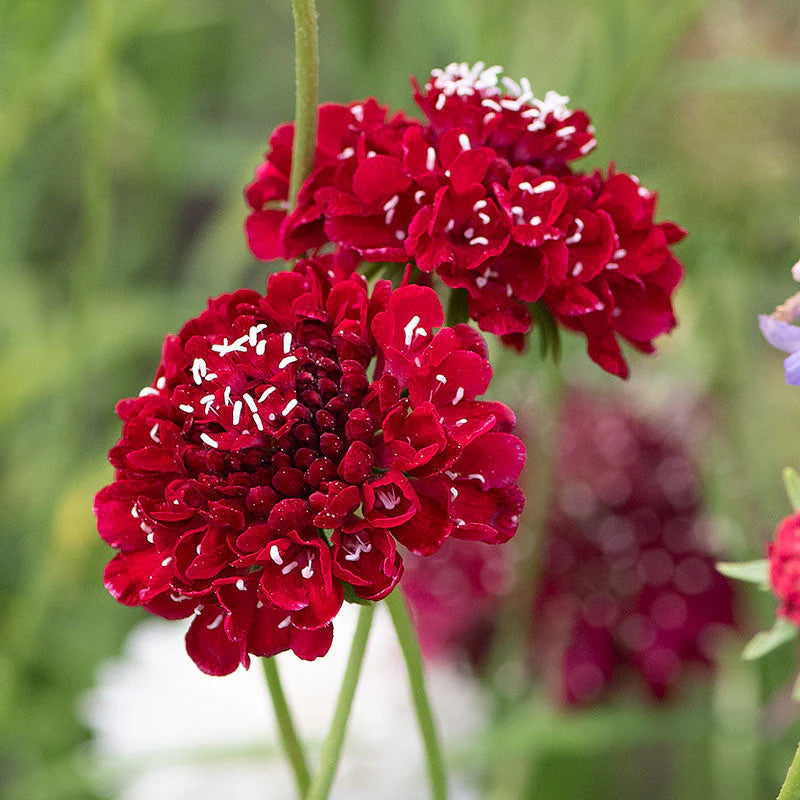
[458,133,471,150]
[351,104,364,122]
[156,376,166,390]
[518,181,534,193]
[278,355,298,369]
[283,332,293,353]
[131,505,139,518]
[282,398,298,417]
[476,276,488,288]
[444,219,455,233]
[223,386,232,406]
[232,400,243,426]
[270,545,283,565]
[450,486,459,499]
[259,386,276,403]
[556,125,577,137]
[240,394,256,414]
[179,404,194,414]
[452,386,465,405]
[572,262,584,277]
[395,230,406,241]
[281,560,299,575]
[403,315,421,347]
[463,227,475,239]
[236,578,246,591]
[200,433,219,448]
[301,558,315,579]
[249,323,267,346]
[533,180,556,194]
[467,473,486,483]
[206,614,224,631]
[455,418,467,426]
[161,556,172,567]
[414,190,426,204]
[376,488,400,510]
[426,147,436,171]
[383,195,399,211]
[338,146,355,160]
[252,412,264,431]
[191,358,207,385]
[256,340,266,356]
[436,374,447,384]
[470,236,489,246]
[478,212,491,225]
[435,93,446,111]
[614,248,627,260]
[139,386,159,397]
[149,423,161,443]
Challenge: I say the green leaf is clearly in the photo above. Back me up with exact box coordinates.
[784,467,800,512]
[791,671,800,704]
[742,617,797,661]
[529,301,562,365]
[716,559,769,587]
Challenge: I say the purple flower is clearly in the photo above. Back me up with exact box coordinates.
[759,285,800,387]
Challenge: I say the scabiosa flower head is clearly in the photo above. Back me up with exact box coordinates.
[95,258,525,675]
[245,64,684,379]
[759,257,800,387]
[768,513,800,625]
[534,394,735,704]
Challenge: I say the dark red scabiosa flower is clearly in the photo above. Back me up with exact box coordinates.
[768,514,800,625]
[245,64,684,379]
[533,394,735,704]
[245,100,419,261]
[94,258,525,675]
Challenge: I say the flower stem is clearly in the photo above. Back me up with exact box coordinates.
[261,657,311,797]
[288,0,319,208]
[778,742,800,800]
[385,589,448,800]
[306,603,376,800]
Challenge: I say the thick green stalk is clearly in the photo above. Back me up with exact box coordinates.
[261,657,311,797]
[778,743,800,800]
[385,590,448,800]
[306,603,376,800]
[288,0,319,207]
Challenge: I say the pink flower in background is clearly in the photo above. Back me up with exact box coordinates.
[245,63,685,379]
[404,392,736,704]
[95,258,525,675]
[534,394,735,703]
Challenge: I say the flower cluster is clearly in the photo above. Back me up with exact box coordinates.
[404,392,736,704]
[94,259,525,674]
[246,62,685,378]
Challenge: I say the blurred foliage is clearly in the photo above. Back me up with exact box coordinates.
[2,0,800,797]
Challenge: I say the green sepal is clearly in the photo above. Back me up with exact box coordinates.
[742,616,797,661]
[343,582,374,607]
[784,467,800,512]
[529,301,561,365]
[716,559,769,588]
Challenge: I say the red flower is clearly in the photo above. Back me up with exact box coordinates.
[95,258,525,675]
[244,63,685,379]
[769,514,800,625]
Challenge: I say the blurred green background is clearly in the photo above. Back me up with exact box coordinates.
[2,0,800,797]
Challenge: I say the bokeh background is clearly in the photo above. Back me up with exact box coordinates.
[3,0,800,797]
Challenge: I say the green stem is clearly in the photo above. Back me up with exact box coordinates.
[445,288,469,327]
[385,589,448,800]
[306,603,375,800]
[288,0,319,207]
[778,743,800,800]
[261,657,311,797]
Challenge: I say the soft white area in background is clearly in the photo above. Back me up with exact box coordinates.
[81,602,486,799]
